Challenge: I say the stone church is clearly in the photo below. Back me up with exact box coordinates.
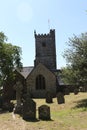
[15,29,59,98]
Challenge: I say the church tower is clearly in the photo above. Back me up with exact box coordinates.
[34,29,57,70]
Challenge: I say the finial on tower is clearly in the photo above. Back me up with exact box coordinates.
[34,30,36,37]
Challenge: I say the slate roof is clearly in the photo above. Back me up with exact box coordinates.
[18,66,34,79]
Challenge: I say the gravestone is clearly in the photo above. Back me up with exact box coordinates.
[0,96,14,112]
[22,93,36,120]
[2,101,14,112]
[46,91,53,103]
[74,88,79,95]
[57,92,65,104]
[13,81,23,114]
[64,88,70,95]
[38,105,51,120]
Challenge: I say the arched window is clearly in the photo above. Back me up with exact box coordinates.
[36,75,46,90]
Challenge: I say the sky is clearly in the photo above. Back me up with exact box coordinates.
[0,0,87,69]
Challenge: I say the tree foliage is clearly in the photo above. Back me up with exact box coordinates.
[61,66,77,85]
[0,32,22,87]
[63,33,87,87]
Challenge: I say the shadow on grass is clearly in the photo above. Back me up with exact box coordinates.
[23,118,54,122]
[39,118,54,122]
[73,99,87,111]
[23,118,40,122]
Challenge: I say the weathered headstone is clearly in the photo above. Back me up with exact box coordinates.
[22,93,36,120]
[74,88,79,95]
[2,101,14,112]
[13,81,23,114]
[38,105,51,120]
[46,91,53,103]
[0,95,14,112]
[64,88,70,95]
[57,92,65,104]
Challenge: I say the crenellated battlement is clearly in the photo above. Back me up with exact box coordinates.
[34,29,55,38]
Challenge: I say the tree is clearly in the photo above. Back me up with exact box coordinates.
[0,32,22,88]
[61,66,77,85]
[63,33,87,89]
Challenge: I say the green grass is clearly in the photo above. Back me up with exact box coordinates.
[0,92,87,130]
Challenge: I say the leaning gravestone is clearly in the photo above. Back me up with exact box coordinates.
[22,93,36,120]
[57,92,65,104]
[38,105,51,120]
[46,91,53,103]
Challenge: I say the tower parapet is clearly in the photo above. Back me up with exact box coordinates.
[34,29,55,38]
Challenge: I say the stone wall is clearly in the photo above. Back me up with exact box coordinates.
[26,63,56,98]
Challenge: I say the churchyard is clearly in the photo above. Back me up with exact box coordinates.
[0,92,87,130]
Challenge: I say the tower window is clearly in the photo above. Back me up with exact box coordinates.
[36,75,46,90]
[42,42,46,47]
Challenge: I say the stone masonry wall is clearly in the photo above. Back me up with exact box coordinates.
[26,64,56,98]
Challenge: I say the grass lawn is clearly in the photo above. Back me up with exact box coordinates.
[0,92,87,130]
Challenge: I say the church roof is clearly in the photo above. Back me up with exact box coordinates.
[18,66,34,78]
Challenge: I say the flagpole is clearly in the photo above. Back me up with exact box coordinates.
[48,19,50,31]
